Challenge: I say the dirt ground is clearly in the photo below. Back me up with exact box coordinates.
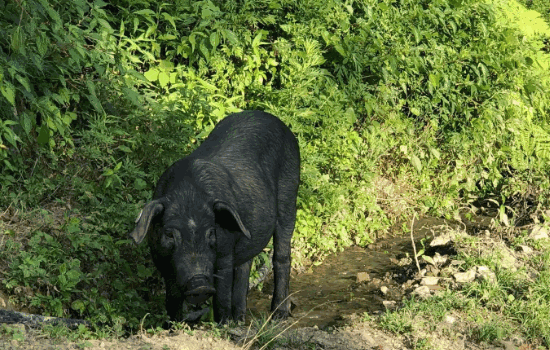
[0,315,526,350]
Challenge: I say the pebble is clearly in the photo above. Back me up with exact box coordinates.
[453,269,476,283]
[380,286,389,295]
[356,272,370,283]
[529,225,549,240]
[517,245,533,254]
[430,234,452,247]
[432,252,448,265]
[412,286,432,300]
[476,266,497,284]
[421,277,439,286]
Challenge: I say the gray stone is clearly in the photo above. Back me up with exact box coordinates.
[382,300,397,310]
[432,252,448,265]
[517,245,533,254]
[450,260,465,266]
[476,266,497,284]
[494,247,517,271]
[454,269,476,283]
[356,272,370,283]
[497,340,519,350]
[529,225,549,240]
[430,231,467,247]
[412,286,432,300]
[380,286,389,295]
[430,234,452,247]
[421,277,439,286]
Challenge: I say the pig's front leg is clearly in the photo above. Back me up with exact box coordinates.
[214,255,234,324]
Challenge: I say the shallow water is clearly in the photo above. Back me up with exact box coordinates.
[247,217,457,328]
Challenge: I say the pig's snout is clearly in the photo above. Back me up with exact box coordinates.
[184,275,215,305]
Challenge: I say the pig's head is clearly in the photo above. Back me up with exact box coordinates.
[128,190,251,307]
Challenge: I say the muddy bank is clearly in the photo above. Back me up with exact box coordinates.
[248,217,455,329]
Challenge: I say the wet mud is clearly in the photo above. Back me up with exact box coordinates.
[247,217,463,329]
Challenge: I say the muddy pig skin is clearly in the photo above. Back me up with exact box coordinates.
[129,110,300,324]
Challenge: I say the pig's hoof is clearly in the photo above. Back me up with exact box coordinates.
[271,309,290,320]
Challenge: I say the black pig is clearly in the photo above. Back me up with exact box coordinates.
[129,110,300,324]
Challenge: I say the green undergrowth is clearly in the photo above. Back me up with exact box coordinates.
[377,233,550,347]
[0,0,549,332]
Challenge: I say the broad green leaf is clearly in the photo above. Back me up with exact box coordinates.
[118,145,132,153]
[158,34,177,40]
[223,29,239,44]
[411,155,422,173]
[144,68,159,82]
[135,9,155,16]
[158,71,169,87]
[0,83,15,106]
[87,94,104,114]
[199,41,210,61]
[429,73,439,88]
[170,72,178,84]
[162,12,177,30]
[334,44,346,57]
[524,83,537,94]
[159,60,174,70]
[422,255,435,265]
[430,147,441,160]
[252,32,262,47]
[210,32,219,49]
[15,75,31,93]
[37,124,50,145]
[189,34,197,52]
[196,77,218,91]
[97,18,113,31]
[20,111,33,135]
[122,87,141,105]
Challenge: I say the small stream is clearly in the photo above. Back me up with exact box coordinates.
[247,217,463,329]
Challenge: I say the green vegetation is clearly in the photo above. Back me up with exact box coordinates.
[1,0,549,341]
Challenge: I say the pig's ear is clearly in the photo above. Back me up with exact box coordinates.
[213,200,251,240]
[129,200,164,244]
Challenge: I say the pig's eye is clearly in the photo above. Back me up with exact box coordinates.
[160,229,176,249]
[206,228,216,247]
[163,228,176,240]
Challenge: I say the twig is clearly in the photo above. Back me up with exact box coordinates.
[410,213,421,274]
